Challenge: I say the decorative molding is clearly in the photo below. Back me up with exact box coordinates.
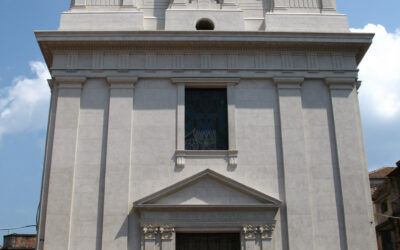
[280,51,293,70]
[307,52,318,71]
[242,223,276,240]
[242,225,258,240]
[289,0,319,8]
[107,76,138,84]
[325,77,356,90]
[134,168,282,207]
[67,53,78,70]
[55,76,86,89]
[332,53,344,71]
[255,53,265,70]
[259,224,275,240]
[175,150,238,168]
[159,225,175,240]
[118,53,130,69]
[171,78,240,86]
[201,54,211,69]
[86,0,120,5]
[92,52,104,69]
[227,54,238,69]
[173,54,184,70]
[107,76,137,90]
[51,50,358,73]
[273,77,304,89]
[176,151,185,168]
[142,225,159,240]
[145,53,156,69]
[141,225,175,240]
[228,150,238,168]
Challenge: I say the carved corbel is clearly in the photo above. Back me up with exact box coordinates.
[228,150,238,168]
[142,225,158,240]
[242,223,276,240]
[176,150,185,168]
[159,225,175,240]
[242,225,258,240]
[259,224,275,240]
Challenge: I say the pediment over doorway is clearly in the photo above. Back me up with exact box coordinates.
[134,169,281,209]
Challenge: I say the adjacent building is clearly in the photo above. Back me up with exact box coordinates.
[35,0,377,249]
[370,161,400,250]
[2,234,36,250]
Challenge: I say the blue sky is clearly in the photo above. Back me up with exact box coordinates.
[0,0,399,245]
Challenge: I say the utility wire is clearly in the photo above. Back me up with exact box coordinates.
[0,225,36,231]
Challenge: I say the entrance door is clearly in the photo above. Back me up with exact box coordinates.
[176,233,240,250]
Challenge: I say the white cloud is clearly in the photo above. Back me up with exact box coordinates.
[351,24,400,170]
[0,61,51,141]
[351,24,400,119]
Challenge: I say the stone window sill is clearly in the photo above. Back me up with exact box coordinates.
[175,150,238,168]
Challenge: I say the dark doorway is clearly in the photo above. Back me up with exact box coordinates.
[176,233,240,250]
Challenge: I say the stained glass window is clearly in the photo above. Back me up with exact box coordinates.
[185,88,228,150]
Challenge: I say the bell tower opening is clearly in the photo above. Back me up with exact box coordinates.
[196,19,215,30]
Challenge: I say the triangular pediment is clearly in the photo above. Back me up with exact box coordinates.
[134,169,281,208]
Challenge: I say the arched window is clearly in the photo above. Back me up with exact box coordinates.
[196,19,215,30]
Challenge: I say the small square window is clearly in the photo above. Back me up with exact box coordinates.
[185,88,228,150]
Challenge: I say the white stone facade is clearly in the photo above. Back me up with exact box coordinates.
[36,1,377,250]
[61,0,348,32]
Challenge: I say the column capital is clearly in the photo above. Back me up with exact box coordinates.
[273,77,304,89]
[107,76,138,89]
[141,225,175,240]
[325,77,356,90]
[159,225,175,240]
[55,76,86,89]
[142,225,158,240]
[242,223,276,240]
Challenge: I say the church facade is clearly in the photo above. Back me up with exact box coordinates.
[36,0,377,249]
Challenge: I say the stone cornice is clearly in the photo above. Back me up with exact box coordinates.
[36,31,373,69]
[35,30,373,43]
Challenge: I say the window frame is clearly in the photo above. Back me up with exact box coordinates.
[172,78,239,168]
[185,87,229,151]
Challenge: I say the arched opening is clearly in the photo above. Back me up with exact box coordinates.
[196,19,215,30]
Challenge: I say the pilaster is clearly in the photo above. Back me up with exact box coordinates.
[227,83,238,167]
[141,225,175,250]
[176,83,185,167]
[36,79,58,250]
[160,226,175,250]
[43,76,85,250]
[326,77,376,250]
[274,77,314,250]
[102,76,137,250]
